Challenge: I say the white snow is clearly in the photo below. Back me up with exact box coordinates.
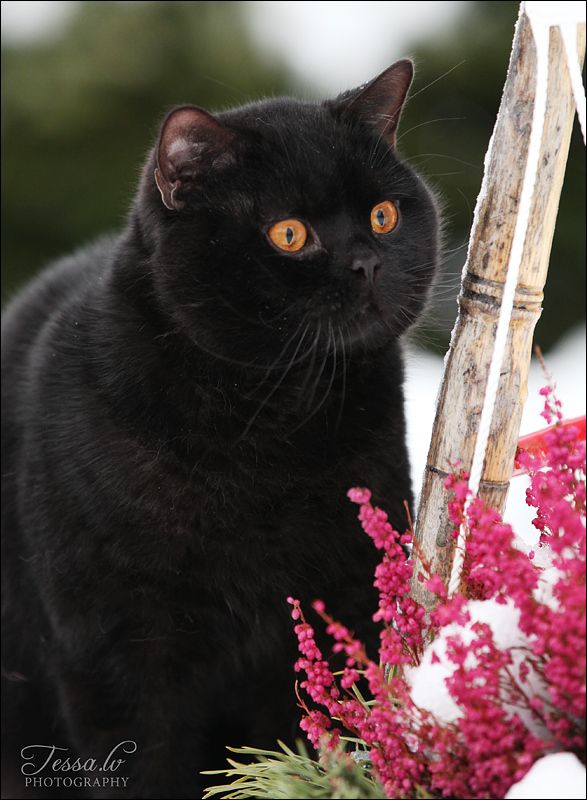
[406,623,461,724]
[406,598,547,734]
[505,752,587,799]
[525,1,586,26]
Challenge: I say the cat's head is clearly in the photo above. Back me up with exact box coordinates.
[138,60,438,369]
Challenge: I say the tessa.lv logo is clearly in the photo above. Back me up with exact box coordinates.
[20,740,137,792]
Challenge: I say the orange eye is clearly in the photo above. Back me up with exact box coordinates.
[370,200,399,234]
[267,219,307,253]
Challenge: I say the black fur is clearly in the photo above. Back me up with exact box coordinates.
[2,63,438,799]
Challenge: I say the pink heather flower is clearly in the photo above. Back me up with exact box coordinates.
[347,487,372,505]
[299,709,338,749]
[425,574,448,600]
[289,385,585,798]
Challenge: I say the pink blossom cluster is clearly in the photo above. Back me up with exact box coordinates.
[348,488,425,664]
[516,388,586,748]
[289,387,586,799]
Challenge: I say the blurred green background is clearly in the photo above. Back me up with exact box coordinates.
[2,0,585,352]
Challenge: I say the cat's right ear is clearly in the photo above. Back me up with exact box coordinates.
[154,106,236,211]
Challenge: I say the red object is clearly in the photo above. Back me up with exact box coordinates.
[513,415,586,476]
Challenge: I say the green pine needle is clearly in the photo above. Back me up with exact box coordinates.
[201,740,387,799]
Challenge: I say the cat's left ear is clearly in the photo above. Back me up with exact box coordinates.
[154,105,236,211]
[330,59,414,148]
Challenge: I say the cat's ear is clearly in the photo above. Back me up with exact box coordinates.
[154,106,235,211]
[331,59,414,148]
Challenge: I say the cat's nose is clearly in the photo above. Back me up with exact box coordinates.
[349,251,380,284]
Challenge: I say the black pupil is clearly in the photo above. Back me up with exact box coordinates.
[285,227,294,244]
[376,209,385,226]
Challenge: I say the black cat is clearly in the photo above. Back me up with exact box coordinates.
[1,59,438,799]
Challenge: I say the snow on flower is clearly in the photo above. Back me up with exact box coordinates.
[406,598,548,737]
[289,386,586,799]
[505,752,587,799]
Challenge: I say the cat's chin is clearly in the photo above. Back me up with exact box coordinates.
[337,306,399,351]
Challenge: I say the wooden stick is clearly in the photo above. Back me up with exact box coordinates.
[410,10,586,608]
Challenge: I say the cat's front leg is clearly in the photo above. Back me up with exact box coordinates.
[51,652,220,799]
[39,593,235,800]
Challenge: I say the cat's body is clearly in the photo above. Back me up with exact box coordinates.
[2,61,438,799]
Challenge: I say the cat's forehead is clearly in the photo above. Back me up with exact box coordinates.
[222,98,367,165]
[219,98,385,214]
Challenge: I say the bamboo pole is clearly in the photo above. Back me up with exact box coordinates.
[411,9,586,608]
